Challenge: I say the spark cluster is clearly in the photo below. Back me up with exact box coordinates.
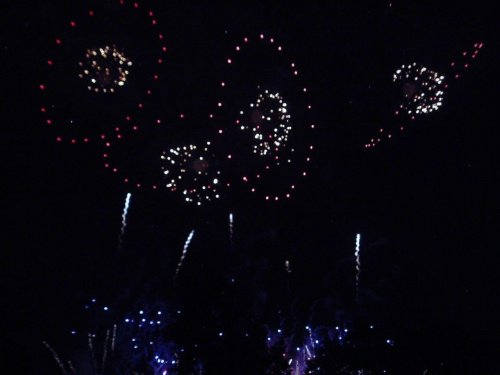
[239,89,292,157]
[78,45,132,93]
[161,142,222,205]
[393,63,445,116]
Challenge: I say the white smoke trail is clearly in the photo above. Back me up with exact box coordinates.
[174,230,195,280]
[88,334,98,372]
[118,193,132,249]
[355,233,361,300]
[111,324,116,352]
[43,341,68,375]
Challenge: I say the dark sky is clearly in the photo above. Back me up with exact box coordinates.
[1,1,499,374]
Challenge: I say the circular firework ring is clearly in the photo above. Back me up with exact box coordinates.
[160,141,223,205]
[210,34,315,202]
[39,0,166,145]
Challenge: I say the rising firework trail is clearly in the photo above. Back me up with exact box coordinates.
[174,230,195,281]
[118,193,132,250]
[229,213,234,245]
[355,233,361,300]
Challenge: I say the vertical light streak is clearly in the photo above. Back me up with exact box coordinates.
[174,230,195,280]
[118,192,132,249]
[355,233,361,300]
[229,213,234,244]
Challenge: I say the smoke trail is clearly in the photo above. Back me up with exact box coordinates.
[43,341,68,375]
[355,233,361,300]
[174,230,195,280]
[88,334,98,372]
[118,193,132,249]
[111,324,117,352]
[101,329,111,373]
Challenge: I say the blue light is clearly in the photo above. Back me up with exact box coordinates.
[71,331,76,334]
[315,340,319,344]
[91,299,96,302]
[267,337,271,341]
[278,329,282,333]
[219,332,223,337]
[296,347,300,351]
[158,311,162,315]
[171,360,176,364]
[335,326,339,330]
[305,326,309,330]
[125,318,130,322]
[370,325,374,329]
[103,307,108,311]
[177,310,181,314]
[139,310,144,314]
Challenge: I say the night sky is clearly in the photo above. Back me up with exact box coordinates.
[1,1,499,374]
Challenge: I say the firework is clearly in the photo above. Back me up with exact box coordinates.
[365,42,483,148]
[161,142,222,205]
[355,233,361,300]
[239,89,292,158]
[78,45,132,93]
[118,192,132,249]
[213,34,315,201]
[393,63,445,116]
[229,213,234,244]
[45,299,178,375]
[39,0,166,157]
[174,230,195,280]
